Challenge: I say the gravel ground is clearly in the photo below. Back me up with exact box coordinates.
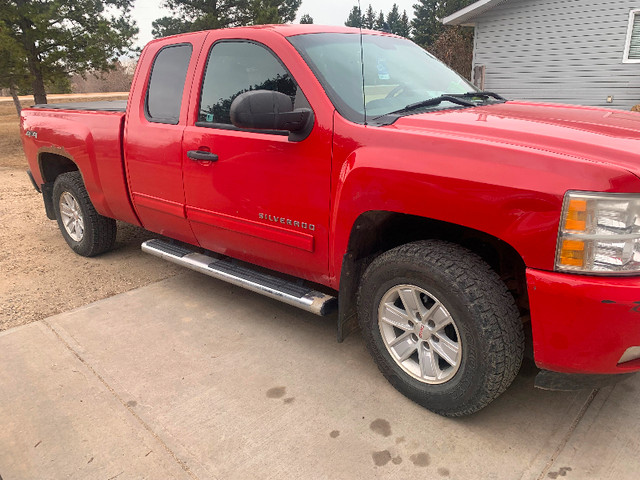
[0,95,183,331]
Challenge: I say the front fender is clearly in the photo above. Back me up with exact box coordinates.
[329,116,640,285]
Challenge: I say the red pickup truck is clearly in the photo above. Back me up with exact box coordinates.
[20,25,640,416]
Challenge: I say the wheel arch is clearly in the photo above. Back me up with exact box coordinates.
[39,150,79,183]
[38,151,80,220]
[337,210,530,342]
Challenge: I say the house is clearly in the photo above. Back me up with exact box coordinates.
[443,0,640,110]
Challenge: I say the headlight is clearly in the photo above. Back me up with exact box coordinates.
[556,192,640,274]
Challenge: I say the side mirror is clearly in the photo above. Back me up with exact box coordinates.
[230,90,313,140]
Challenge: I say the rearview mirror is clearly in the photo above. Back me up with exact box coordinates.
[230,90,313,140]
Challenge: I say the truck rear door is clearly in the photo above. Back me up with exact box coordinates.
[124,33,207,245]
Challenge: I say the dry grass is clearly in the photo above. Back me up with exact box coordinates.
[0,100,29,169]
[0,94,128,169]
[0,92,183,332]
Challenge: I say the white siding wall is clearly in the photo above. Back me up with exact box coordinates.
[474,0,640,109]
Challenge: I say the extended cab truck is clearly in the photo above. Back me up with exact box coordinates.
[20,25,640,416]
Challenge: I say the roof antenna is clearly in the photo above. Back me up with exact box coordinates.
[358,0,367,125]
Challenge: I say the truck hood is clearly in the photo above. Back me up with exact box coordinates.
[391,101,640,177]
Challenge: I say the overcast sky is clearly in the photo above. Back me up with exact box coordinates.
[132,0,419,47]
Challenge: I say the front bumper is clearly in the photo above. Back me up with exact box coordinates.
[527,268,640,375]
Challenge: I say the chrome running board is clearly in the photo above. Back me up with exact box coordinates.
[142,239,337,316]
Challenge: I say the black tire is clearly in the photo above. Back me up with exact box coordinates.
[52,171,117,257]
[358,240,524,417]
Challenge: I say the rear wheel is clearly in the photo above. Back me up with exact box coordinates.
[358,240,524,417]
[53,172,117,257]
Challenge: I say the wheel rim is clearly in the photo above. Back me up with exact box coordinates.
[59,191,84,242]
[378,284,462,385]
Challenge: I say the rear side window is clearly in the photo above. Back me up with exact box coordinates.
[198,41,304,126]
[146,44,193,124]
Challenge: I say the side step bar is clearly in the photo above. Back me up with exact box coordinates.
[142,239,337,316]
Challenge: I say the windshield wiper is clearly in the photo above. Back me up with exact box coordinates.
[453,91,506,101]
[386,95,476,117]
[374,91,507,123]
[401,91,507,112]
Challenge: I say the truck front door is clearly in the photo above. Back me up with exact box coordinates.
[181,38,333,284]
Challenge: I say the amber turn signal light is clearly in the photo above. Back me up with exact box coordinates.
[559,239,585,267]
[564,199,587,232]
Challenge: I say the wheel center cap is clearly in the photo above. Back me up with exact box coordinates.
[417,323,425,339]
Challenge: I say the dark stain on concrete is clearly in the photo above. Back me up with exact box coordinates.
[369,418,392,437]
[126,400,137,408]
[266,386,286,398]
[395,436,405,444]
[372,450,392,466]
[438,467,450,476]
[330,430,340,438]
[409,452,430,467]
[548,467,572,478]
[87,457,94,464]
[283,397,295,404]
[392,456,403,465]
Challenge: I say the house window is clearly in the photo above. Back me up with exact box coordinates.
[624,9,640,63]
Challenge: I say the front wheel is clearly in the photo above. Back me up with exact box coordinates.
[53,171,117,257]
[358,240,524,417]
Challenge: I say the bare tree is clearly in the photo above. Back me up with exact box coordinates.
[428,26,474,80]
[71,61,136,93]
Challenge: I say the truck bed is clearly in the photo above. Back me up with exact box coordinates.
[21,104,140,227]
[31,100,127,112]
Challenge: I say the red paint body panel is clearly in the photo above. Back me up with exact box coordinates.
[123,31,208,245]
[18,25,640,376]
[20,108,140,227]
[527,269,640,374]
[328,107,640,285]
[181,29,335,284]
[186,207,315,253]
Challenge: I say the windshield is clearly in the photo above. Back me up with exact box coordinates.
[289,33,476,124]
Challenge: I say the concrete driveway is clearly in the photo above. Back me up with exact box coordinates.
[1,272,638,479]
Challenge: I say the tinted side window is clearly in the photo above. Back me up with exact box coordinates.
[146,44,193,124]
[199,42,303,125]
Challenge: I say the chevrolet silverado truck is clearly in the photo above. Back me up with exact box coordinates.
[20,25,640,416]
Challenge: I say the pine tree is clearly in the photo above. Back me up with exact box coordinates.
[412,1,475,48]
[299,13,313,24]
[0,0,137,105]
[345,5,362,28]
[386,4,401,35]
[153,0,302,37]
[412,0,441,47]
[398,10,411,37]
[375,11,387,31]
[363,4,376,30]
[0,29,31,114]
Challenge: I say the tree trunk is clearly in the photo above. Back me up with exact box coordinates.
[9,85,22,116]
[19,17,48,105]
[31,67,47,105]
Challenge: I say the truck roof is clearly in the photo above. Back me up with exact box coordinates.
[148,24,396,46]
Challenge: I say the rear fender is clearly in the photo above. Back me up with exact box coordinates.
[27,114,111,216]
[23,110,140,226]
